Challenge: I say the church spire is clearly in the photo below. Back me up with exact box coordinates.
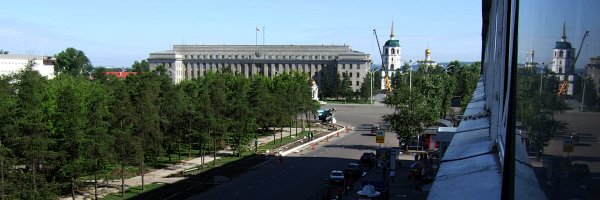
[561,21,567,42]
[390,21,395,39]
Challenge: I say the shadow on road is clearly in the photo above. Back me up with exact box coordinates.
[323,144,379,151]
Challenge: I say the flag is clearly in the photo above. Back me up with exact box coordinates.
[256,27,260,31]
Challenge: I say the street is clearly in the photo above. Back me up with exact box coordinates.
[185,103,396,200]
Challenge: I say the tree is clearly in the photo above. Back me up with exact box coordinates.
[128,72,162,191]
[132,60,150,73]
[107,78,138,197]
[14,62,56,199]
[55,48,92,76]
[249,76,274,151]
[359,72,373,100]
[0,49,8,54]
[339,73,353,101]
[384,86,437,143]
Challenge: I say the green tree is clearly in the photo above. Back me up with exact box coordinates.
[132,60,150,73]
[249,76,274,152]
[339,73,353,101]
[14,62,56,199]
[0,49,9,54]
[359,72,373,101]
[55,48,92,76]
[107,78,138,197]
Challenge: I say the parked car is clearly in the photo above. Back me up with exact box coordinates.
[360,152,376,166]
[329,170,345,184]
[370,126,379,136]
[344,163,362,179]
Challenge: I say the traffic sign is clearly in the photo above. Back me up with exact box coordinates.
[376,130,385,143]
[563,138,574,153]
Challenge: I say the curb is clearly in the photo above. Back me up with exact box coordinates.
[280,126,346,156]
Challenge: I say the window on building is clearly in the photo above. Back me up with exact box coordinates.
[391,48,395,54]
[559,51,564,57]
[342,64,346,69]
[356,81,359,86]
[357,72,360,78]
[350,72,353,77]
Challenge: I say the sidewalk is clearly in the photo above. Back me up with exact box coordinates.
[62,124,330,200]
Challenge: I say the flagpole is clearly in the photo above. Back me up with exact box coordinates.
[255,27,258,46]
[263,26,265,45]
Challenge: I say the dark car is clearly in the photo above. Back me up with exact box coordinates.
[344,163,362,179]
[370,126,379,136]
[360,152,375,165]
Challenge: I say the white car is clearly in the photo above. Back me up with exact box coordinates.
[319,100,327,105]
[329,170,345,184]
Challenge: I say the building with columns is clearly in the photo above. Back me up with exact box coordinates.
[552,22,575,96]
[148,45,371,91]
[586,56,600,97]
[381,22,401,90]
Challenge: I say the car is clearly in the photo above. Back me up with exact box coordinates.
[370,126,379,136]
[344,163,362,179]
[329,170,345,184]
[360,152,376,165]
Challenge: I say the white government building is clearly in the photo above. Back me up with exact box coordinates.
[0,54,56,79]
[148,45,371,91]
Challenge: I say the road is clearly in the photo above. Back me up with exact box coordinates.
[185,103,394,200]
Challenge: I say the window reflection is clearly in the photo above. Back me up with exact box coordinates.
[518,0,600,199]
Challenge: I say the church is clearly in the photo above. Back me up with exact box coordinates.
[380,22,402,90]
[552,22,575,96]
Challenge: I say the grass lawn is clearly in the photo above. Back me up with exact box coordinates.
[101,183,165,200]
[257,131,312,154]
[323,99,371,104]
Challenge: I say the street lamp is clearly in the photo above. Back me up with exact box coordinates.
[84,69,94,80]
[369,68,379,104]
[575,73,587,112]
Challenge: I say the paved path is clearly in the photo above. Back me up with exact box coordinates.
[61,125,329,200]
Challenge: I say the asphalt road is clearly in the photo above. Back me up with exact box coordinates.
[185,103,394,200]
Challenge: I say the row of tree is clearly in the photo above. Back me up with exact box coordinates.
[0,48,319,199]
[383,61,481,142]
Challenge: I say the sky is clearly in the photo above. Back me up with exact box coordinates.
[0,0,483,68]
[518,0,600,70]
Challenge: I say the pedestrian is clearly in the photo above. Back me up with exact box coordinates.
[414,153,419,161]
[278,153,283,163]
[390,171,396,182]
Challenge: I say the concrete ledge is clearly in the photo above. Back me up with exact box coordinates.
[280,126,346,156]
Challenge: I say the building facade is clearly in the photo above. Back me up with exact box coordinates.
[0,54,56,79]
[148,45,371,91]
[552,22,575,95]
[417,48,438,69]
[381,22,402,90]
[587,56,600,96]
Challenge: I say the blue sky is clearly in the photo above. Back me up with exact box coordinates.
[518,0,600,70]
[0,0,482,67]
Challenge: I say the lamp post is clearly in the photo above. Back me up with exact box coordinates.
[84,69,94,80]
[369,68,379,104]
[575,73,587,112]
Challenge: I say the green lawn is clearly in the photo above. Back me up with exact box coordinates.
[101,183,164,200]
[98,130,314,199]
[323,98,371,104]
[257,131,312,154]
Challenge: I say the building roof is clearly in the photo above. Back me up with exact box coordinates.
[104,71,138,79]
[384,40,400,47]
[554,41,573,49]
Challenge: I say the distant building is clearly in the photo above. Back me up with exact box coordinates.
[586,56,600,96]
[104,71,138,79]
[0,54,56,79]
[417,48,438,69]
[148,45,371,91]
[381,22,402,90]
[551,22,575,96]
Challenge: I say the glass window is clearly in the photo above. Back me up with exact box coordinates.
[517,1,598,199]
